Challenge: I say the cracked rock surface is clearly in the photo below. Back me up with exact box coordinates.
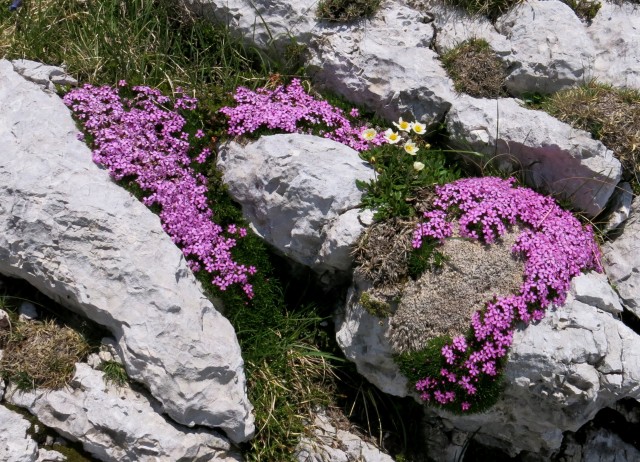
[0,58,253,443]
[217,134,375,276]
[7,363,242,462]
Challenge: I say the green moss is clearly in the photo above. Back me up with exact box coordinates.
[407,240,449,280]
[395,336,505,414]
[359,292,391,318]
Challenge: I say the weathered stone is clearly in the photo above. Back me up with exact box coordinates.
[588,2,640,90]
[335,276,408,397]
[495,0,596,95]
[8,363,242,462]
[295,410,394,462]
[182,0,318,50]
[308,1,455,124]
[429,1,511,55]
[36,449,66,462]
[217,134,374,275]
[429,295,640,456]
[446,95,621,216]
[561,427,640,462]
[603,196,640,318]
[11,59,77,91]
[571,271,624,315]
[603,182,633,233]
[0,404,39,462]
[0,59,253,443]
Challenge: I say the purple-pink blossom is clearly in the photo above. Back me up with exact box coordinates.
[219,79,386,151]
[64,83,256,298]
[411,177,602,412]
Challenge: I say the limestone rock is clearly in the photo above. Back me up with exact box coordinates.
[603,182,633,233]
[571,271,624,315]
[295,410,394,462]
[0,59,253,443]
[217,134,374,275]
[446,95,621,216]
[36,449,66,462]
[0,404,39,462]
[561,427,640,462]
[429,1,511,56]
[496,0,595,95]
[8,363,242,462]
[603,197,640,318]
[308,1,456,124]
[588,2,640,90]
[335,278,409,397]
[11,59,77,91]
[429,295,640,456]
[182,0,318,50]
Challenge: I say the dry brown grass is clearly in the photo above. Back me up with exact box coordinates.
[352,218,418,289]
[1,318,91,389]
[543,81,640,186]
[440,39,507,98]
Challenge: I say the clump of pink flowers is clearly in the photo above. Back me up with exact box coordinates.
[64,83,257,298]
[219,79,385,151]
[411,177,602,412]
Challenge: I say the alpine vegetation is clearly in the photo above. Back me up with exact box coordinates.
[63,83,257,298]
[410,176,602,412]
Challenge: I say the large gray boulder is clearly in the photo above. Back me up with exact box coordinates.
[588,2,640,90]
[8,363,242,462]
[0,59,253,443]
[496,0,596,95]
[217,134,374,276]
[0,404,39,462]
[307,1,456,124]
[603,196,640,318]
[446,95,621,217]
[182,0,318,50]
[428,293,640,457]
[295,409,395,462]
[337,265,639,457]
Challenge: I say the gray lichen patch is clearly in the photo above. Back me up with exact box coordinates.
[388,227,525,354]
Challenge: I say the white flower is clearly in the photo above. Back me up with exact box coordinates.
[404,141,419,155]
[384,128,401,144]
[413,161,425,171]
[411,121,427,135]
[360,128,377,141]
[392,117,411,132]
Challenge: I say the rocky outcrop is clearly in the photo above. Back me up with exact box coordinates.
[8,364,242,462]
[588,2,640,90]
[496,0,595,95]
[446,95,621,216]
[0,59,253,443]
[296,410,394,462]
[307,1,456,125]
[427,292,640,457]
[11,59,77,92]
[336,267,640,456]
[603,196,640,319]
[433,0,640,93]
[217,134,374,276]
[183,0,318,50]
[0,404,39,462]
